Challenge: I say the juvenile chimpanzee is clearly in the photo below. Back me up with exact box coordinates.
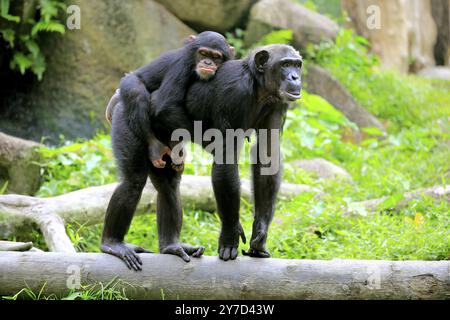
[101,32,235,270]
[104,44,302,270]
[111,31,235,171]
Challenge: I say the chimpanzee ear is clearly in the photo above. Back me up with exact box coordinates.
[187,35,197,43]
[229,46,236,59]
[254,50,269,73]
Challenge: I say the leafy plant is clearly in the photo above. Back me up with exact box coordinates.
[0,0,66,80]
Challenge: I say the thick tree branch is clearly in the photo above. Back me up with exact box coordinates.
[0,176,317,245]
[0,252,448,299]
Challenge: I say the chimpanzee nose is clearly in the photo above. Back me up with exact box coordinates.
[290,73,299,81]
[204,60,212,65]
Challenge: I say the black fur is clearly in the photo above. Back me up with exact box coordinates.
[101,44,302,269]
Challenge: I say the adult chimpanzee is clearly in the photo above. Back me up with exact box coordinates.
[158,44,303,261]
[110,31,235,171]
[101,32,235,270]
[104,44,302,270]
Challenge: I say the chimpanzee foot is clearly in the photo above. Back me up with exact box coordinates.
[160,243,205,262]
[171,162,184,173]
[242,229,271,258]
[219,244,239,261]
[101,241,152,271]
[218,223,246,261]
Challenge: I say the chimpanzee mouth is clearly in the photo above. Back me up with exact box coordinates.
[283,91,302,101]
[199,67,217,73]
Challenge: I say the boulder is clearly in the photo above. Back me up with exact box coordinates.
[155,0,255,33]
[244,0,339,49]
[0,132,42,195]
[0,0,195,143]
[418,66,450,81]
[290,158,352,180]
[431,0,450,66]
[305,64,386,137]
[342,0,437,73]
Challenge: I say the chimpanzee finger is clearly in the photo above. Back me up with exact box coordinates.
[239,224,247,244]
[219,247,225,259]
[222,247,231,261]
[191,246,205,257]
[132,251,143,265]
[126,254,142,271]
[134,246,153,254]
[122,255,133,270]
[230,247,238,260]
[251,230,266,248]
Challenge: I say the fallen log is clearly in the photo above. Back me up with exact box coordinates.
[0,252,449,300]
[346,185,450,216]
[0,175,318,252]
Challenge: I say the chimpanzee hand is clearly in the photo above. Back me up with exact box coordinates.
[218,223,246,261]
[242,221,271,258]
[100,241,152,271]
[160,243,205,262]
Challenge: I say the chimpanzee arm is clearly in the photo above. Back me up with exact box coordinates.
[211,139,243,261]
[245,111,284,258]
[150,63,195,146]
[119,73,154,141]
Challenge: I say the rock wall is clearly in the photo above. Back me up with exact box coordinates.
[342,0,438,73]
[155,0,255,33]
[431,0,450,66]
[245,0,339,49]
[0,0,194,143]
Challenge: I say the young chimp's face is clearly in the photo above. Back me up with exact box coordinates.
[189,31,235,81]
[195,47,225,80]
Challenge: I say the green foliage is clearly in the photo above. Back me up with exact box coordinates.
[225,29,294,59]
[0,0,66,80]
[258,29,293,46]
[36,134,117,197]
[4,279,129,300]
[225,28,246,58]
[306,29,450,131]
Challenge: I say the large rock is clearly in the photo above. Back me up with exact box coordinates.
[244,0,339,49]
[431,0,450,66]
[155,0,255,33]
[290,158,352,180]
[0,132,42,195]
[418,66,450,81]
[0,0,195,144]
[342,0,438,73]
[305,65,386,137]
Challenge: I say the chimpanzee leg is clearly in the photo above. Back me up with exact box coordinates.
[149,157,204,262]
[101,104,152,271]
[244,114,283,258]
[212,162,244,261]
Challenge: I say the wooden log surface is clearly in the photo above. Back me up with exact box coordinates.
[0,252,449,300]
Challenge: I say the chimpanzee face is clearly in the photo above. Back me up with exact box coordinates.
[195,47,225,80]
[253,45,303,102]
[187,31,235,81]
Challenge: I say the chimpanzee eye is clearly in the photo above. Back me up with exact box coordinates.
[199,50,207,56]
[282,62,290,68]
